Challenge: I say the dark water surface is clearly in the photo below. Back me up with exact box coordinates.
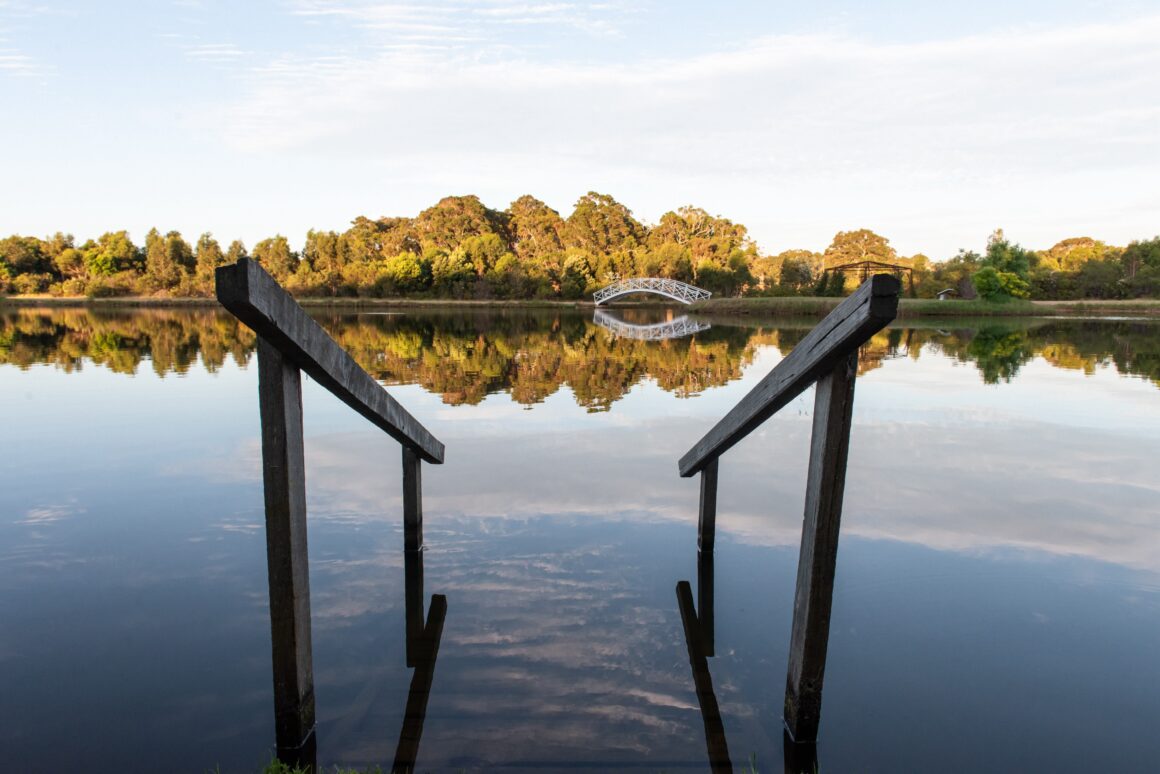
[1,306,1159,773]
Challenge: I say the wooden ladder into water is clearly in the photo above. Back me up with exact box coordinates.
[216,258,446,769]
[676,274,901,755]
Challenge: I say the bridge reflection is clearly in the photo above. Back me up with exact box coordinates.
[593,308,711,340]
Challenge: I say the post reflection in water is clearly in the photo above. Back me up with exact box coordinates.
[270,520,447,773]
[394,543,447,774]
[677,548,819,774]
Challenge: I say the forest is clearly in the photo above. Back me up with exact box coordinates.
[1,192,1157,302]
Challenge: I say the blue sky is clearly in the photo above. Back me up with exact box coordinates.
[2,0,1158,257]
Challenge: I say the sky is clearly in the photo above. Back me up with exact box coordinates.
[1,0,1158,258]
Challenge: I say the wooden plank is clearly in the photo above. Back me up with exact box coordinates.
[392,593,448,774]
[678,274,898,477]
[257,339,316,753]
[402,446,423,552]
[676,581,733,774]
[783,350,858,743]
[697,457,719,552]
[217,258,444,464]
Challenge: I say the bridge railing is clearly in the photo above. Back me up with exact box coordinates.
[593,277,713,305]
[216,258,445,763]
[677,274,900,745]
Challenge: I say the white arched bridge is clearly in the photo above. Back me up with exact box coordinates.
[593,277,712,306]
[593,309,712,340]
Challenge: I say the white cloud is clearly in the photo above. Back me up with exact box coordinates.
[206,11,1160,255]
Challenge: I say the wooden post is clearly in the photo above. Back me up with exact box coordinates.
[257,338,316,756]
[782,730,818,774]
[783,350,858,743]
[698,457,719,551]
[404,547,424,668]
[697,549,715,658]
[403,446,423,552]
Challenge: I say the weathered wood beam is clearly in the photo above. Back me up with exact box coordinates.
[217,258,444,464]
[697,457,719,552]
[392,593,448,774]
[678,274,898,477]
[676,581,733,774]
[404,547,424,669]
[403,446,423,552]
[257,339,316,755]
[783,350,858,743]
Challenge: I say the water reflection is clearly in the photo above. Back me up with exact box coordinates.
[677,558,819,774]
[3,306,1160,771]
[593,307,712,340]
[2,308,1157,409]
[393,552,445,774]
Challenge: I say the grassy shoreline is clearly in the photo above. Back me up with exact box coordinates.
[2,294,1158,318]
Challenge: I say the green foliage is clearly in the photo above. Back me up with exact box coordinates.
[381,251,429,294]
[1,199,1155,302]
[83,231,140,277]
[416,195,506,251]
[252,235,297,281]
[970,231,1034,300]
[981,229,1032,277]
[564,191,644,256]
[823,228,896,267]
[0,235,50,275]
[972,266,1030,300]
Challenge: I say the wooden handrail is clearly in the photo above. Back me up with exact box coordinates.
[216,258,444,464]
[678,274,900,477]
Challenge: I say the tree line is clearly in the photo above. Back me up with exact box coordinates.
[2,192,1157,301]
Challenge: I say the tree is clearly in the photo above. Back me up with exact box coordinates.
[303,230,346,275]
[1121,236,1160,279]
[507,195,564,263]
[1038,237,1119,272]
[936,249,982,299]
[972,230,1033,300]
[564,192,644,256]
[981,229,1032,277]
[429,247,474,296]
[381,252,429,294]
[453,233,510,276]
[648,206,751,268]
[194,233,227,289]
[823,229,896,269]
[252,235,297,281]
[144,228,186,288]
[226,240,249,263]
[415,196,507,251]
[972,266,1030,300]
[0,236,50,276]
[777,250,820,293]
[84,231,140,276]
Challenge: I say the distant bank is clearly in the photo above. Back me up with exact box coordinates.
[1,295,1158,318]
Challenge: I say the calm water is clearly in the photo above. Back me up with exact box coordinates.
[1,306,1159,773]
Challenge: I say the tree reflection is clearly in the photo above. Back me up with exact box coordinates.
[2,308,1157,401]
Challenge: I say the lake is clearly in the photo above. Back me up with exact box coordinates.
[1,305,1158,773]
